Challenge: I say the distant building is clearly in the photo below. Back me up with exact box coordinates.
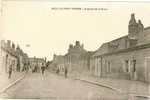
[29,57,45,72]
[53,55,65,72]
[65,41,88,73]
[91,13,150,82]
[51,41,93,75]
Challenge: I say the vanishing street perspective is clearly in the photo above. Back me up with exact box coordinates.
[0,1,150,99]
[0,13,150,100]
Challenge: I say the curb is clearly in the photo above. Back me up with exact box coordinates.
[52,73,123,93]
[51,73,150,99]
[75,78,150,99]
[131,94,150,99]
[75,78,123,93]
[0,73,26,94]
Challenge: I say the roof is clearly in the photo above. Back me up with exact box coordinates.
[93,43,109,57]
[93,35,128,57]
[95,42,150,57]
[1,46,18,58]
[29,57,45,62]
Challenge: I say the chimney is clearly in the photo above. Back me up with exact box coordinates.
[7,40,11,48]
[75,41,80,46]
[138,19,144,32]
[1,40,5,48]
[12,42,15,50]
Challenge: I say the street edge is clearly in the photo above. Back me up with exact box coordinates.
[0,73,26,94]
[74,78,150,99]
[74,78,122,93]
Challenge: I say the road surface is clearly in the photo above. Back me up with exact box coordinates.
[0,71,129,100]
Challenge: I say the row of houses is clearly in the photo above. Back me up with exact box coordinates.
[90,13,150,83]
[50,13,150,83]
[0,40,28,74]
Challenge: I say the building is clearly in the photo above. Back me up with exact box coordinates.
[16,45,29,71]
[65,41,88,73]
[91,13,150,82]
[0,40,28,73]
[51,41,93,75]
[29,57,45,72]
[53,54,65,72]
[0,40,17,73]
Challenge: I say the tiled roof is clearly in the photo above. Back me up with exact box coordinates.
[95,42,150,57]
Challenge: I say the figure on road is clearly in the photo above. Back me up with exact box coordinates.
[22,63,27,72]
[32,64,38,73]
[41,63,45,75]
[26,63,29,73]
[56,67,59,74]
[64,67,68,78]
[8,63,13,79]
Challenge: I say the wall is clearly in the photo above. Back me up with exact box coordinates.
[138,27,150,45]
[0,48,17,73]
[92,47,150,82]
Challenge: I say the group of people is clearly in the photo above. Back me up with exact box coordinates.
[8,62,46,79]
[32,63,46,75]
[22,63,30,72]
[32,63,46,74]
[8,62,69,79]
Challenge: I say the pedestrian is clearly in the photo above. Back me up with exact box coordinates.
[22,63,26,72]
[64,67,68,78]
[33,64,38,73]
[41,63,45,75]
[56,67,59,74]
[26,64,29,73]
[8,63,13,79]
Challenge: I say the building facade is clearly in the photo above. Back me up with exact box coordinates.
[0,40,28,73]
[51,41,93,75]
[91,13,150,82]
[0,40,17,73]
[16,45,29,71]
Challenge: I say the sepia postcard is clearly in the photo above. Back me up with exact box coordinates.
[0,0,150,100]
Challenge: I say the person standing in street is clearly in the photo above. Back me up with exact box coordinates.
[25,63,29,73]
[64,67,68,78]
[56,67,59,74]
[41,63,45,75]
[8,63,13,79]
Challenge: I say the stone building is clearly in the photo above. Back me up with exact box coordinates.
[51,41,93,75]
[52,54,65,72]
[0,40,28,73]
[91,13,150,82]
[0,40,17,73]
[65,41,88,73]
[16,45,29,71]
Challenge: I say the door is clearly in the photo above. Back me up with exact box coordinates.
[145,57,150,82]
[129,60,137,80]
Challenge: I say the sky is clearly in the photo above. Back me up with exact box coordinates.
[1,1,150,60]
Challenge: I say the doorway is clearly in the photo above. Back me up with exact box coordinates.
[145,57,150,82]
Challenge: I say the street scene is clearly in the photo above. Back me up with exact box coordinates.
[0,71,128,100]
[0,1,150,100]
